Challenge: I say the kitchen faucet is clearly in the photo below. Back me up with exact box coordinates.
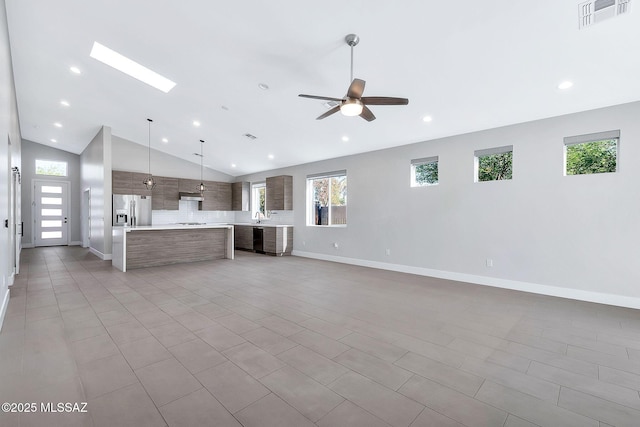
[254,211,264,224]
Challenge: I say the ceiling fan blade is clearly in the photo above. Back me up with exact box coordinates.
[361,96,409,106]
[316,105,341,120]
[347,79,366,99]
[299,94,343,102]
[359,106,376,122]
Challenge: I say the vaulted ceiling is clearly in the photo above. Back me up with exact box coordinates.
[6,0,640,176]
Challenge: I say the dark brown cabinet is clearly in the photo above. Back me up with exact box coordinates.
[232,182,250,211]
[234,225,253,250]
[112,170,132,195]
[151,177,179,210]
[113,171,152,196]
[263,226,293,256]
[234,225,292,256]
[266,175,292,211]
[200,181,232,211]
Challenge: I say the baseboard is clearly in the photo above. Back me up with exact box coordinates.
[0,288,9,332]
[292,250,640,310]
[89,247,113,261]
[69,241,81,246]
[22,243,34,249]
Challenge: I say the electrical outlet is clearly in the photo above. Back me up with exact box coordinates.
[333,242,339,249]
[486,258,493,267]
[385,249,391,256]
[302,241,306,246]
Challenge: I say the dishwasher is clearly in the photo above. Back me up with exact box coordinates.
[253,227,264,254]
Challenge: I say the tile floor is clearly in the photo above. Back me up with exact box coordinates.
[1,246,640,426]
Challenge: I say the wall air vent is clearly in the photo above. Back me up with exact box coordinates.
[579,0,631,28]
[244,133,257,140]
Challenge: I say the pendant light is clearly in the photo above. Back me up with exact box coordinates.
[197,139,206,196]
[143,118,156,190]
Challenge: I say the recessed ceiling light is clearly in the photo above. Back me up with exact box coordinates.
[69,66,81,74]
[558,81,573,90]
[161,138,168,143]
[422,115,433,123]
[53,122,63,128]
[60,100,70,107]
[231,163,237,168]
[89,41,176,93]
[50,139,57,143]
[268,154,274,160]
[193,120,201,127]
[342,136,349,142]
[258,83,269,90]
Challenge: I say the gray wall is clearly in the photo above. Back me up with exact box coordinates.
[238,101,640,307]
[112,136,234,182]
[21,140,81,245]
[0,0,22,330]
[80,126,112,259]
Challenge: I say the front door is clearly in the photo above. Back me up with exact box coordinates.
[34,180,69,247]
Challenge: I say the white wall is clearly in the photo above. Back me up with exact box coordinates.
[21,140,81,246]
[80,126,112,260]
[237,101,640,308]
[0,0,22,331]
[111,136,234,182]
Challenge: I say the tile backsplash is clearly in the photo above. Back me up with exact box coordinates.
[152,201,295,225]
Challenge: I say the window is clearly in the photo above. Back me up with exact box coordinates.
[307,171,347,226]
[35,159,68,177]
[564,130,619,176]
[251,182,266,216]
[411,156,439,187]
[475,146,513,182]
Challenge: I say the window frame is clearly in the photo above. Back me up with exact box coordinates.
[306,170,347,227]
[563,130,619,176]
[35,159,68,177]
[411,156,439,187]
[251,181,266,216]
[474,145,513,183]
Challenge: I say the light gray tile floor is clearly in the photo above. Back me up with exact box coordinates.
[1,246,640,426]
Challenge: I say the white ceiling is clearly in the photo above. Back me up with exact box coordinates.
[6,0,640,176]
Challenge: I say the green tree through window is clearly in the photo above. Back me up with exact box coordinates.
[566,139,617,175]
[414,162,438,185]
[478,151,512,182]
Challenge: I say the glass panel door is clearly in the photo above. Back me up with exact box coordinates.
[34,180,69,246]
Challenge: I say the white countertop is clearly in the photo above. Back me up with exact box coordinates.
[121,224,233,231]
[233,223,293,228]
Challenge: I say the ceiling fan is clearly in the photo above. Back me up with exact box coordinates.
[299,34,409,122]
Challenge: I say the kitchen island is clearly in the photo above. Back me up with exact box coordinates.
[112,224,234,272]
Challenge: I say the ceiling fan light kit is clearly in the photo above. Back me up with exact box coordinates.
[299,33,408,122]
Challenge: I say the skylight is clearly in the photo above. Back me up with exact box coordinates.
[89,42,176,93]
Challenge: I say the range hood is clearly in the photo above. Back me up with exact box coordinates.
[179,192,203,202]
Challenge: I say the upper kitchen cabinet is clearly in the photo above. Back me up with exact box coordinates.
[199,181,232,211]
[151,177,179,210]
[112,170,132,194]
[131,172,153,196]
[266,175,292,210]
[113,171,152,196]
[232,182,250,211]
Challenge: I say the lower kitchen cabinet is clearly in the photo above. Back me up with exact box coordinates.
[234,225,253,250]
[234,225,293,256]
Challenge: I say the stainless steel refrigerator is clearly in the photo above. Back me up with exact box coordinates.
[113,195,152,226]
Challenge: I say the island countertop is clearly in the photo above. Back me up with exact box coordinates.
[122,224,234,231]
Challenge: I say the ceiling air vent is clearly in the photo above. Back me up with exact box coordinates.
[244,133,257,140]
[579,0,631,28]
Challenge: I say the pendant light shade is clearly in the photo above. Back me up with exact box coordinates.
[198,139,206,196]
[143,118,156,190]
